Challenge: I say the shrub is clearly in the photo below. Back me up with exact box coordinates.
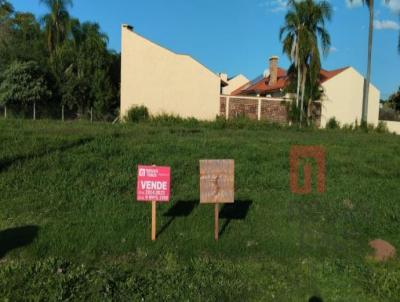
[359,120,375,133]
[342,123,354,131]
[326,117,340,129]
[287,101,301,124]
[150,113,201,127]
[124,105,149,123]
[151,113,184,124]
[375,121,389,133]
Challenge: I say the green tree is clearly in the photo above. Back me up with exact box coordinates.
[0,61,51,119]
[0,0,13,31]
[1,7,48,71]
[72,22,116,119]
[9,13,47,63]
[0,0,119,121]
[388,86,400,111]
[0,0,14,68]
[280,0,332,125]
[40,0,72,52]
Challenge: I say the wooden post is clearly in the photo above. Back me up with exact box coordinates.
[33,101,36,120]
[62,105,64,122]
[4,105,6,119]
[90,107,93,123]
[151,200,156,241]
[214,203,219,240]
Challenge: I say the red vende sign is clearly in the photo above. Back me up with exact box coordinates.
[136,165,171,202]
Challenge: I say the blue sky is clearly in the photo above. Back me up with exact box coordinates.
[11,0,400,98]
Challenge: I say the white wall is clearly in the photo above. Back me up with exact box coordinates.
[222,74,249,95]
[121,26,221,120]
[321,67,380,127]
[385,121,400,135]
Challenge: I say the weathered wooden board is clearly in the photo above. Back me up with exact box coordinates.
[200,160,234,204]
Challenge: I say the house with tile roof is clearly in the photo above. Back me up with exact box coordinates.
[120,25,379,127]
[224,56,380,127]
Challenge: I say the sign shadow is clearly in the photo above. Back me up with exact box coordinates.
[157,201,198,237]
[0,225,39,258]
[219,200,253,237]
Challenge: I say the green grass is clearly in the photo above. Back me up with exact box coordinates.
[0,119,399,301]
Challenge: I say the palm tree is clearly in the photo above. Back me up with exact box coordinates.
[40,0,72,52]
[280,6,301,109]
[350,0,390,123]
[54,20,109,118]
[280,0,332,125]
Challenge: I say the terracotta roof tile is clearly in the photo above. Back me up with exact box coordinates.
[231,66,349,96]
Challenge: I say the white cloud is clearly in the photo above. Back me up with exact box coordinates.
[346,0,363,8]
[259,0,288,13]
[329,46,339,53]
[260,0,334,13]
[373,19,400,30]
[382,0,400,13]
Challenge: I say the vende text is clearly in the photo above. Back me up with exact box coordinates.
[140,181,168,190]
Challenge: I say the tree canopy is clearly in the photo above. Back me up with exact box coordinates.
[388,87,400,111]
[280,0,332,125]
[0,61,51,106]
[0,0,119,120]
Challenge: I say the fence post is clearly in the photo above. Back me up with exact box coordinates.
[4,105,6,119]
[257,97,262,121]
[226,97,230,120]
[62,105,64,122]
[90,107,93,123]
[33,101,36,120]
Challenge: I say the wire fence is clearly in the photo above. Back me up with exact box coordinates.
[0,103,118,123]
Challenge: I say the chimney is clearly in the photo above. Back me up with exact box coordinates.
[219,73,228,82]
[268,56,279,86]
[122,24,134,31]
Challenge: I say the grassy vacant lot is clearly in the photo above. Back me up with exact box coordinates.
[0,119,399,301]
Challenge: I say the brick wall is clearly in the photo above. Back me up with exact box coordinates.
[220,97,227,117]
[228,98,258,120]
[260,100,288,123]
[219,96,321,127]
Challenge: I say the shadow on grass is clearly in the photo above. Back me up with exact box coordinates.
[309,296,323,302]
[0,225,39,258]
[157,201,198,237]
[219,200,253,237]
[0,138,93,173]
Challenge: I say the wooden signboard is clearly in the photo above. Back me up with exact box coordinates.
[200,160,234,240]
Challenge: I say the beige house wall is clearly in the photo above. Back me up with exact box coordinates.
[321,67,380,127]
[120,26,221,120]
[385,121,400,135]
[222,74,249,95]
